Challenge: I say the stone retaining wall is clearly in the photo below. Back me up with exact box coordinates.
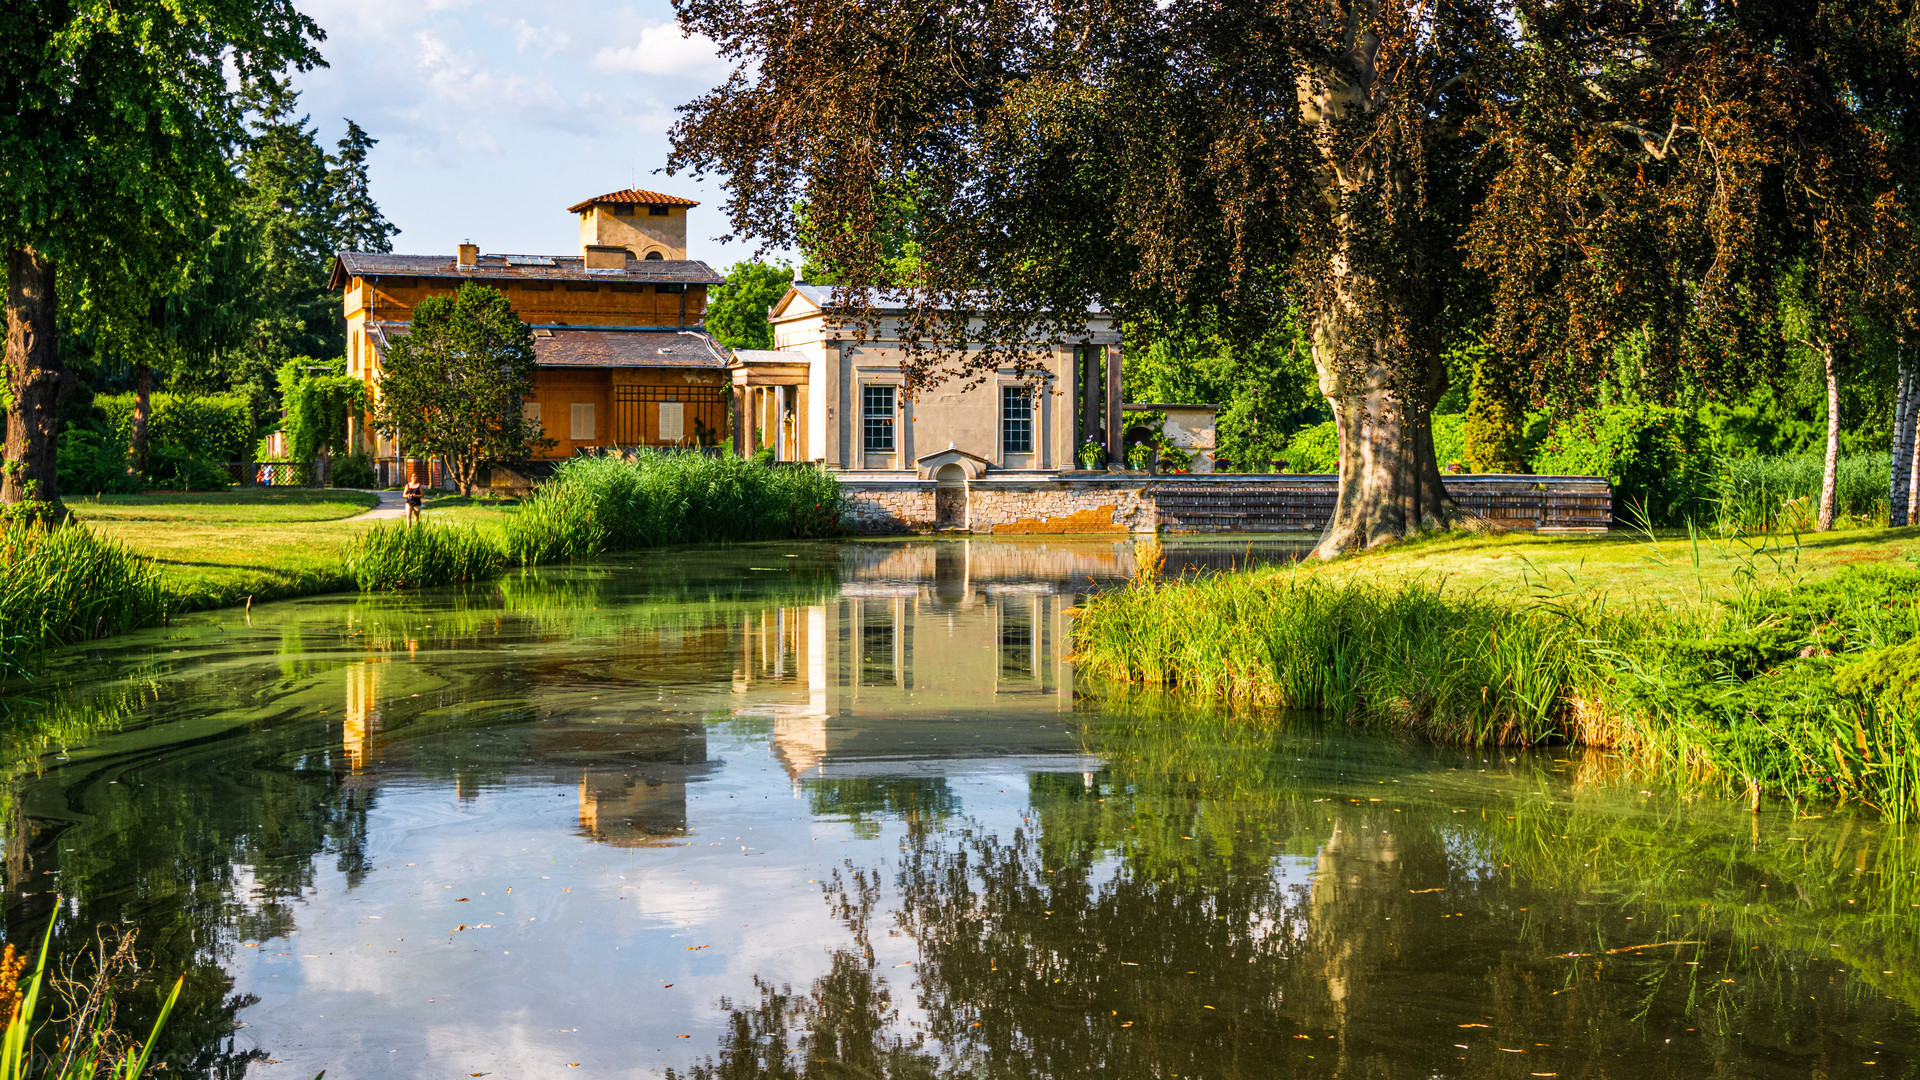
[838,471,1611,536]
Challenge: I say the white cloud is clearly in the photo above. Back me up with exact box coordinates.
[591,22,726,79]
[511,18,569,56]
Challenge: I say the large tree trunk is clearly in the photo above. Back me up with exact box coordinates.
[130,362,153,477]
[1300,30,1463,559]
[1894,350,1916,528]
[1907,377,1920,527]
[1816,341,1839,532]
[3,245,72,515]
[1313,325,1459,556]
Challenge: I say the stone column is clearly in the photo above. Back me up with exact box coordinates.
[775,385,790,461]
[1079,346,1100,457]
[1104,344,1123,466]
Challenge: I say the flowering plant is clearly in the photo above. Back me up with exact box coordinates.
[1077,440,1106,469]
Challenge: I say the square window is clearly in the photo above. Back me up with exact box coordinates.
[1001,386,1033,454]
[570,402,595,441]
[863,385,896,453]
[649,205,671,217]
[658,401,684,442]
[524,401,543,434]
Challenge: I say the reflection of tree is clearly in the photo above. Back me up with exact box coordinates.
[669,868,937,1080]
[805,779,957,841]
[688,701,1919,1079]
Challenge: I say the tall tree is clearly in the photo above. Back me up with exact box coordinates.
[328,121,398,257]
[0,0,322,516]
[371,283,549,496]
[706,260,794,351]
[667,0,1916,555]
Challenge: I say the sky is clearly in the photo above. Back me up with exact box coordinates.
[292,0,787,269]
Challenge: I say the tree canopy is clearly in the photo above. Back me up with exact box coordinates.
[0,0,324,511]
[667,0,1917,552]
[371,283,549,496]
[706,261,796,351]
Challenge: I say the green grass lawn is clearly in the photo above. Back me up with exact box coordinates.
[76,490,518,611]
[1287,524,1920,610]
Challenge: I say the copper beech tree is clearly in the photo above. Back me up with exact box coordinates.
[667,0,1915,554]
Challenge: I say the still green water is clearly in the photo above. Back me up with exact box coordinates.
[3,539,1915,1079]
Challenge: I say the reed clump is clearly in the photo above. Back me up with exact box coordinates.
[1073,556,1920,819]
[343,523,503,591]
[0,523,163,681]
[1714,451,1890,532]
[500,452,844,565]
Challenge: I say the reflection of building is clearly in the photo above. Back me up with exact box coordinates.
[732,543,1087,783]
[528,724,709,848]
[343,662,384,771]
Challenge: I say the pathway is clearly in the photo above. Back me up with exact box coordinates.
[350,490,410,521]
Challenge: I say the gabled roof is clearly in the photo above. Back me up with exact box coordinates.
[567,189,700,213]
[329,251,725,289]
[366,322,728,370]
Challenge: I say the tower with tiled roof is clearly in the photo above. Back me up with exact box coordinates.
[568,188,698,261]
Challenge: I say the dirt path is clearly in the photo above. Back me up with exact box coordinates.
[349,491,410,521]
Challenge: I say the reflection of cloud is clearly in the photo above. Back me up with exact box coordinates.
[591,22,726,79]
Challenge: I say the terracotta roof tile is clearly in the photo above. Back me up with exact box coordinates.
[566,189,700,212]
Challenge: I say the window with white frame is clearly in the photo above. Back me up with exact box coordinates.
[570,402,595,441]
[1001,386,1033,454]
[863,385,896,452]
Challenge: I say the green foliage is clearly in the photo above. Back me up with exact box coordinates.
[0,922,183,1080]
[97,394,252,463]
[344,524,503,591]
[1279,421,1337,472]
[705,261,794,351]
[275,357,366,461]
[1532,404,1713,525]
[329,452,377,490]
[0,524,164,681]
[372,283,547,495]
[501,453,847,564]
[56,430,140,497]
[1073,571,1605,746]
[1076,555,1920,819]
[1714,452,1891,532]
[1462,358,1529,473]
[1836,640,1920,717]
[1124,318,1325,471]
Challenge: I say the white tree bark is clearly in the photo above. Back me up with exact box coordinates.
[1817,341,1840,532]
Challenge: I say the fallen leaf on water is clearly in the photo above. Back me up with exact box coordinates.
[1121,1022,1133,1028]
[1607,941,1701,954]
[1501,1048,1527,1053]
[452,926,470,932]
[456,898,469,902]
[1459,1024,1490,1029]
[676,1035,691,1039]
[1202,1006,1216,1010]
[244,943,260,948]
[1409,888,1443,894]
[685,945,709,951]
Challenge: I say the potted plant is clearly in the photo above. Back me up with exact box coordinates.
[1078,440,1106,470]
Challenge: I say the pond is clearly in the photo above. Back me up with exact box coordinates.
[3,538,1915,1079]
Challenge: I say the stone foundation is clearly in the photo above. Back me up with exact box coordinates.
[837,471,1611,536]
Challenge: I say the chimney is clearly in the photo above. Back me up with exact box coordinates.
[584,245,628,270]
[457,241,478,268]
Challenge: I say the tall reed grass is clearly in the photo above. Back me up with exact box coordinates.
[501,453,844,565]
[0,922,180,1080]
[1072,556,1920,820]
[0,524,163,682]
[343,524,503,591]
[1714,451,1891,532]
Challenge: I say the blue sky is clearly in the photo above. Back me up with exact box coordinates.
[293,0,786,269]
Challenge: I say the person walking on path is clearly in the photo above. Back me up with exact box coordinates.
[403,473,425,526]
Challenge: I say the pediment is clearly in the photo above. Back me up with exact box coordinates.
[915,445,992,481]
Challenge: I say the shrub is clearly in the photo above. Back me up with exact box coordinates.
[1461,359,1529,473]
[56,429,140,496]
[1280,421,1338,472]
[98,393,253,463]
[1531,404,1713,526]
[142,443,231,491]
[0,522,163,679]
[501,452,845,564]
[330,452,378,489]
[344,524,503,591]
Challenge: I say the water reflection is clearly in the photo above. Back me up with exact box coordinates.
[0,539,1911,1079]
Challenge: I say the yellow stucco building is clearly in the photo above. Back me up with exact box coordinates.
[329,188,728,483]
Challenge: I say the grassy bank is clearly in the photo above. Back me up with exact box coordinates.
[350,453,845,589]
[1073,529,1920,818]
